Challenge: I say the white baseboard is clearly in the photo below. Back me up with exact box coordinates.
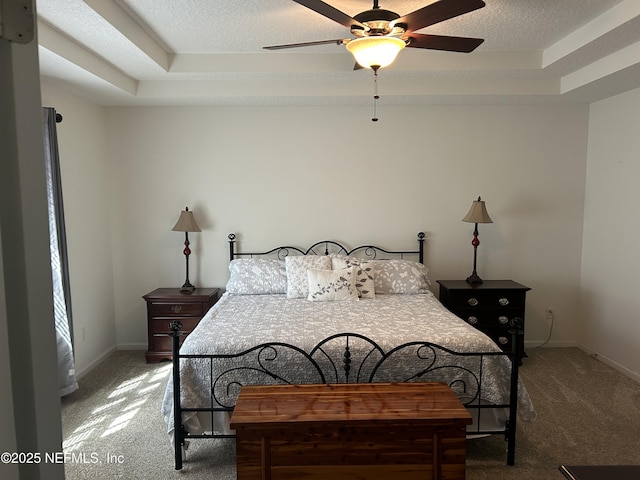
[524,341,640,383]
[75,344,147,380]
[75,345,116,380]
[524,340,578,349]
[116,343,146,351]
[576,344,640,384]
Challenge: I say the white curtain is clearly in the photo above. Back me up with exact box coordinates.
[43,107,78,397]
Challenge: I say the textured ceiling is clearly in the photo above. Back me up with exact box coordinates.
[35,0,640,106]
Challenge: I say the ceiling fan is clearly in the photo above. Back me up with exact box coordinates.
[264,0,487,70]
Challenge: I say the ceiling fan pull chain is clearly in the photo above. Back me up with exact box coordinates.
[372,65,380,122]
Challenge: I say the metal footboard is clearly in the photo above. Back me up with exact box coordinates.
[170,320,523,470]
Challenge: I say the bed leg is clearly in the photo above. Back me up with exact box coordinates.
[174,432,183,470]
[506,422,515,466]
[170,321,184,470]
[506,318,524,466]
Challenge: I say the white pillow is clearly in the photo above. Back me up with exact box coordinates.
[372,259,430,294]
[226,259,287,294]
[285,256,332,298]
[307,267,358,302]
[331,257,375,298]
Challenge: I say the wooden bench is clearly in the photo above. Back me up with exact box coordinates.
[230,382,472,480]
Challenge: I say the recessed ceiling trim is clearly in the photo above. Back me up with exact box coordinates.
[543,0,640,69]
[170,50,543,75]
[38,20,137,95]
[561,40,640,93]
[560,61,640,104]
[135,75,559,100]
[170,53,354,74]
[83,0,171,71]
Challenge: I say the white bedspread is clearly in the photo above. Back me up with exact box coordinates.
[161,291,536,436]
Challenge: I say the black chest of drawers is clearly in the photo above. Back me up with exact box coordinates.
[436,280,530,360]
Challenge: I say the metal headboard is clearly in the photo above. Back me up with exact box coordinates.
[228,232,425,264]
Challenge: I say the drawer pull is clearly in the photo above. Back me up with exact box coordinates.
[498,316,509,325]
[467,316,479,325]
[467,298,479,307]
[498,297,509,306]
[171,305,183,314]
[498,336,509,345]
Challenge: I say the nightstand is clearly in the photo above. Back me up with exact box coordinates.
[436,280,530,360]
[143,287,221,363]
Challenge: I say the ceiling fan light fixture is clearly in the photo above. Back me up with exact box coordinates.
[346,36,405,69]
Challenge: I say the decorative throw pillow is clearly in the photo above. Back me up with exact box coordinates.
[307,267,358,302]
[331,257,375,298]
[285,255,332,298]
[226,259,287,294]
[372,259,430,294]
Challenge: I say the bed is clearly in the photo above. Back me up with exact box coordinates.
[161,232,536,470]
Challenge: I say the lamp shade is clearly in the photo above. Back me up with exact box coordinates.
[346,36,405,69]
[172,207,201,232]
[462,197,493,224]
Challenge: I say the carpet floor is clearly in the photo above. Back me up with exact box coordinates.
[61,347,640,479]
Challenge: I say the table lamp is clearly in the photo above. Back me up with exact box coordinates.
[172,207,201,293]
[462,196,493,284]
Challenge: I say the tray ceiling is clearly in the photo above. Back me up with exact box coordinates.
[36,0,640,106]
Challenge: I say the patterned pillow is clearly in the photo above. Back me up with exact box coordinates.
[307,267,358,302]
[285,255,332,298]
[226,259,287,294]
[331,257,375,298]
[372,259,430,294]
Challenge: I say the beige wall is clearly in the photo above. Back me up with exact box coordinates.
[40,81,597,374]
[581,86,640,381]
[103,103,589,350]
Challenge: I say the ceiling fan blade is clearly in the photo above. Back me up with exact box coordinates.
[292,0,366,29]
[393,0,486,33]
[264,38,349,50]
[404,33,483,53]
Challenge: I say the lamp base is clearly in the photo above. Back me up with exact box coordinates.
[180,282,195,294]
[465,273,484,284]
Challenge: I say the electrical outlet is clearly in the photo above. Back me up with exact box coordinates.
[545,307,554,319]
